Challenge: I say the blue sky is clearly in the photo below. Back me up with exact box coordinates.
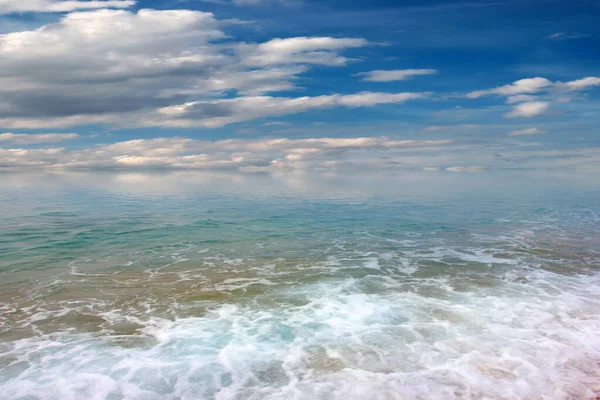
[0,0,598,171]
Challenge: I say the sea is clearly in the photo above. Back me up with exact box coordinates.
[0,170,599,400]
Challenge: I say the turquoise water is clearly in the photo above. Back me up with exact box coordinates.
[1,170,599,399]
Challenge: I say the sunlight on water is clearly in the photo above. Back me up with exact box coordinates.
[0,170,599,399]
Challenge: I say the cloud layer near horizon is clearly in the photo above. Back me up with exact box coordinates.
[0,136,454,170]
[1,135,599,172]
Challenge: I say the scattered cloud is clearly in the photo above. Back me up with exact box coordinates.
[2,5,596,132]
[356,69,437,82]
[0,132,79,144]
[507,127,546,136]
[1,135,597,172]
[467,76,600,120]
[505,101,549,118]
[468,76,600,99]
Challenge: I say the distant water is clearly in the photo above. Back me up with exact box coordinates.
[1,170,599,400]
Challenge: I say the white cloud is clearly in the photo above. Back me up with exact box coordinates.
[2,135,598,172]
[562,77,600,91]
[0,0,134,14]
[505,101,549,118]
[357,69,437,82]
[0,9,226,125]
[467,76,600,120]
[0,148,67,167]
[0,136,453,170]
[0,9,383,128]
[337,92,428,106]
[242,37,369,66]
[468,76,600,100]
[506,127,546,136]
[155,92,428,127]
[0,132,79,144]
[467,77,552,99]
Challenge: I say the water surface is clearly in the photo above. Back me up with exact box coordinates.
[1,170,599,399]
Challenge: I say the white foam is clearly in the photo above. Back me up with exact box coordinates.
[2,268,600,400]
[362,257,381,270]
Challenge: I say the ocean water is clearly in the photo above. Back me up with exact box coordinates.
[0,170,599,400]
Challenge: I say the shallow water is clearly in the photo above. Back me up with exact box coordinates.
[1,170,599,400]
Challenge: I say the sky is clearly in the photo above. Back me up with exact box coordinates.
[0,0,599,172]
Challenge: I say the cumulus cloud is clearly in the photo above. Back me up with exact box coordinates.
[0,9,389,128]
[0,132,79,144]
[0,9,225,125]
[505,101,549,118]
[0,136,453,170]
[356,69,437,82]
[506,127,546,136]
[0,0,134,14]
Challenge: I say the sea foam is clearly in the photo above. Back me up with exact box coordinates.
[2,267,600,400]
